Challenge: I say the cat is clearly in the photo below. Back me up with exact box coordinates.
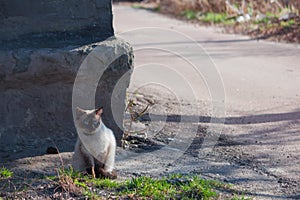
[72,107,117,179]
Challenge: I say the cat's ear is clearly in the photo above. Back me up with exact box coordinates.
[95,107,103,116]
[75,107,85,118]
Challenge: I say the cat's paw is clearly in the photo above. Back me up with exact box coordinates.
[98,168,117,179]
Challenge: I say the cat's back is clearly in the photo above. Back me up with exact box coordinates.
[102,125,116,147]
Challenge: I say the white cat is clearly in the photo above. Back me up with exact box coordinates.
[72,107,117,179]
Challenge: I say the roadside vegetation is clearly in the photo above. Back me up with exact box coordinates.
[131,0,300,43]
[1,165,251,199]
[0,166,13,179]
[48,167,251,199]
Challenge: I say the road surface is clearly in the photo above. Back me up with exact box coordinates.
[113,4,300,199]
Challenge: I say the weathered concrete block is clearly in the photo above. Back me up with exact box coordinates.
[0,38,133,161]
[72,38,134,145]
[0,0,114,50]
[0,0,134,162]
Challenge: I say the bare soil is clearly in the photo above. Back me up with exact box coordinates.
[1,91,299,199]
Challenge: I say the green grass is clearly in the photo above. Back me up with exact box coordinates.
[132,3,160,12]
[182,10,198,20]
[280,19,296,27]
[0,166,13,178]
[182,10,235,25]
[254,17,272,24]
[50,168,251,199]
[201,12,229,24]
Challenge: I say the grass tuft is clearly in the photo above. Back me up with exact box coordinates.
[47,169,251,199]
[0,166,13,179]
[182,10,198,20]
[182,10,235,25]
[121,175,221,199]
[201,12,234,24]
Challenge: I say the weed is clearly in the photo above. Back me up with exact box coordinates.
[92,178,121,189]
[131,3,143,10]
[254,17,272,24]
[202,12,235,25]
[120,174,220,199]
[182,10,197,20]
[0,167,13,178]
[280,19,296,27]
[132,3,160,12]
[123,97,150,143]
[45,170,253,199]
[182,10,235,25]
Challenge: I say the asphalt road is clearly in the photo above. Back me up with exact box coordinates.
[113,4,300,199]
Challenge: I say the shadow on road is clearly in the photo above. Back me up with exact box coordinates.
[140,110,300,125]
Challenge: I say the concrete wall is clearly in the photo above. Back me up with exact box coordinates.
[0,0,134,161]
[0,0,114,48]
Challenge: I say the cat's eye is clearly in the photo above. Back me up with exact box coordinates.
[83,120,89,126]
[93,121,99,127]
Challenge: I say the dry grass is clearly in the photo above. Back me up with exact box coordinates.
[139,0,300,43]
[149,0,300,16]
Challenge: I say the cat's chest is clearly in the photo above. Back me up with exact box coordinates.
[79,129,109,158]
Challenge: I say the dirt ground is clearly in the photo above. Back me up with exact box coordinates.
[1,89,299,199]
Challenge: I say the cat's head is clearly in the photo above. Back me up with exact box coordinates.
[75,107,103,134]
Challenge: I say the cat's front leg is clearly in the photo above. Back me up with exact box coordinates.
[72,139,89,172]
[73,139,96,178]
[99,144,117,179]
